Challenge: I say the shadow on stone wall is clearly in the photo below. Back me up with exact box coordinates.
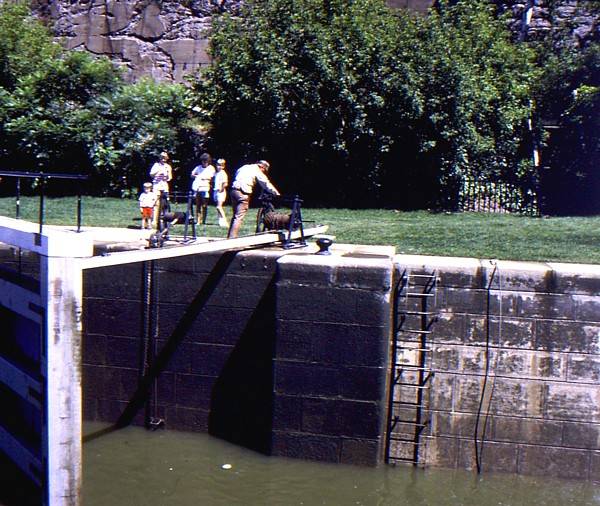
[208,278,276,455]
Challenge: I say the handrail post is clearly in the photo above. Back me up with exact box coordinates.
[77,193,82,233]
[39,174,45,236]
[16,177,21,219]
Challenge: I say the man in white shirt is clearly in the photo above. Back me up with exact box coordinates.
[227,160,280,238]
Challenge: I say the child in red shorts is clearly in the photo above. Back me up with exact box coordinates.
[139,182,157,229]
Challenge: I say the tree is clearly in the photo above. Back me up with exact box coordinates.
[194,0,422,206]
[194,0,538,209]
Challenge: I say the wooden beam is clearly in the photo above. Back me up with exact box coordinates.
[81,225,328,270]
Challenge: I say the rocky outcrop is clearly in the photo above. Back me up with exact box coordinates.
[29,0,598,83]
[31,0,244,82]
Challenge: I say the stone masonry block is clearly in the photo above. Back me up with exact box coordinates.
[277,284,389,326]
[459,346,494,374]
[333,258,393,291]
[466,316,535,349]
[492,416,562,446]
[278,253,393,291]
[576,296,600,323]
[174,373,216,410]
[568,355,600,383]
[433,312,465,344]
[491,378,544,418]
[421,435,458,468]
[547,263,600,296]
[458,439,518,474]
[439,288,487,315]
[433,345,461,372]
[271,431,341,463]
[563,422,600,450]
[233,249,284,275]
[275,255,336,286]
[189,343,234,377]
[274,360,341,397]
[340,438,380,466]
[84,298,142,338]
[83,333,107,366]
[157,270,232,305]
[453,376,483,412]
[517,292,576,320]
[536,320,600,354]
[429,373,455,411]
[165,406,210,432]
[394,255,481,289]
[233,274,272,309]
[272,395,303,432]
[518,445,590,479]
[339,400,383,439]
[155,253,196,274]
[105,335,140,369]
[341,366,387,402]
[592,452,600,482]
[301,397,343,436]
[432,411,477,438]
[484,261,552,293]
[544,383,600,423]
[156,303,254,345]
[84,263,142,300]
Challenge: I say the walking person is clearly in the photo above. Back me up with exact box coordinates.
[213,158,229,227]
[227,160,280,239]
[191,152,215,225]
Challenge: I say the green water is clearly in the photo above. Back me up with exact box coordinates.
[83,424,600,506]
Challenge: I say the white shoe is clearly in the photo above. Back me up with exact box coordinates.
[219,218,228,228]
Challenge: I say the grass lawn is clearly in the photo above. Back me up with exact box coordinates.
[1,196,599,264]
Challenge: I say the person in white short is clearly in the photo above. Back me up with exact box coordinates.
[213,158,229,227]
[191,152,215,225]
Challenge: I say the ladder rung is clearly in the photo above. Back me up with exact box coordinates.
[397,329,433,335]
[397,365,432,372]
[389,436,419,443]
[394,382,430,389]
[405,274,437,279]
[392,400,420,406]
[405,292,435,297]
[392,418,428,428]
[396,347,432,352]
[399,311,437,316]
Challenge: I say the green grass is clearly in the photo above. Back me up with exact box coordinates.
[1,196,599,264]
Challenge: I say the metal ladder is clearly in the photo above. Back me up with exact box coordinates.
[385,269,438,466]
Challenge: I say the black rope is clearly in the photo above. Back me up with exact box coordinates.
[474,262,498,474]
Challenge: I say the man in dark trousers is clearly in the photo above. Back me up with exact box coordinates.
[227,160,280,238]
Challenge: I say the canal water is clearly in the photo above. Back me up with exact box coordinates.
[83,423,600,506]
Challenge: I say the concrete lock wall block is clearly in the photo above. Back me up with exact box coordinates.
[392,255,600,479]
[273,252,394,466]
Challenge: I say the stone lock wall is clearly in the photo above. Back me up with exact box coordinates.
[393,256,600,480]
[82,244,394,465]
[81,245,600,478]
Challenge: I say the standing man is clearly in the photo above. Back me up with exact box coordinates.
[228,160,280,238]
[149,151,173,227]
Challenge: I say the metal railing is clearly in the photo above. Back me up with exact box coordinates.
[0,171,89,234]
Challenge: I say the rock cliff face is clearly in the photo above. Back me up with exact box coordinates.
[30,0,597,83]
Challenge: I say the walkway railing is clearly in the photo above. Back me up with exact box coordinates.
[0,170,88,234]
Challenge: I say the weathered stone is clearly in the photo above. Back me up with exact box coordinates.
[458,439,518,473]
[544,383,600,423]
[517,292,577,320]
[132,3,166,39]
[518,445,590,479]
[563,422,600,450]
[536,320,600,354]
[466,315,535,349]
[492,416,563,445]
[567,355,600,383]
